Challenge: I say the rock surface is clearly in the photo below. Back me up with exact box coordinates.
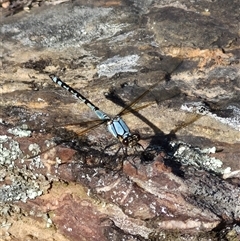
[1,0,240,240]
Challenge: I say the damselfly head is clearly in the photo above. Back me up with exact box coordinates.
[122,133,141,148]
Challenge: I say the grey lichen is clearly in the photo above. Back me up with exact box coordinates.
[0,135,23,164]
[97,55,140,78]
[1,6,124,48]
[7,126,32,137]
[0,135,49,204]
[171,141,226,174]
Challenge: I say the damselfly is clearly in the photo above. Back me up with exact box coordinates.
[28,61,184,161]
[48,63,180,150]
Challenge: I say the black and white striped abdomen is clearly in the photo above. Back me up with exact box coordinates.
[49,74,110,120]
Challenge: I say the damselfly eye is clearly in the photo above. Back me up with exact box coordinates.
[132,133,140,142]
[122,138,129,146]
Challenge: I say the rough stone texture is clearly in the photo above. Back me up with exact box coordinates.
[1,0,240,240]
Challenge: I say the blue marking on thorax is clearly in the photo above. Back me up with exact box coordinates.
[107,116,131,140]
